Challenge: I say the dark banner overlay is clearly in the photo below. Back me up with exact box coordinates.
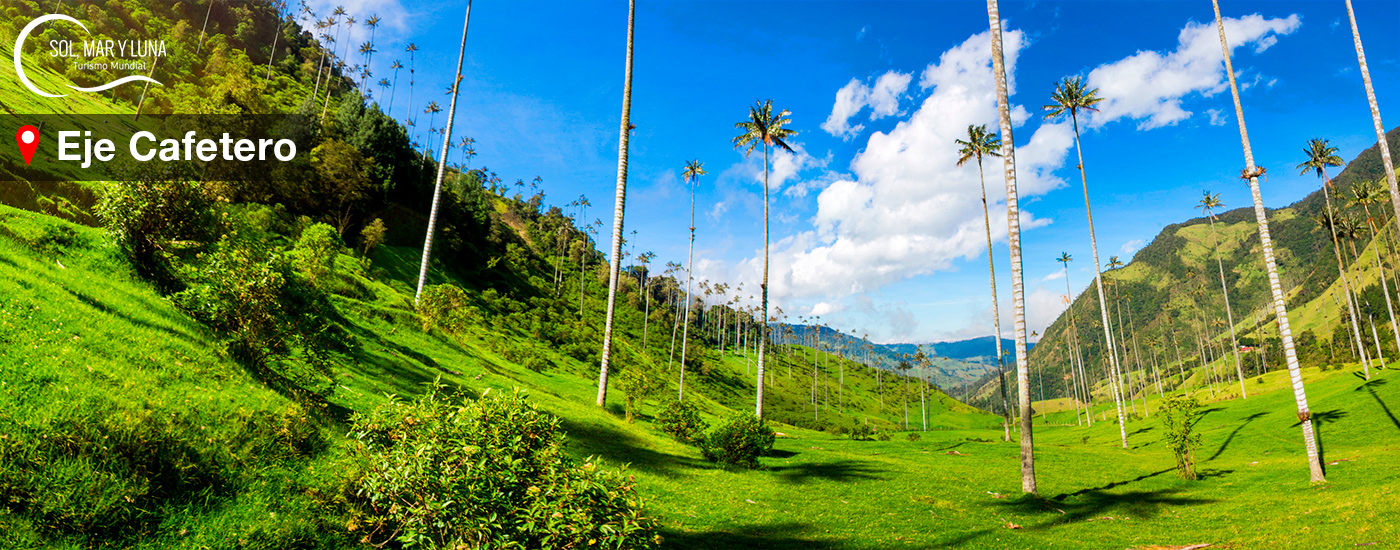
[1,115,315,183]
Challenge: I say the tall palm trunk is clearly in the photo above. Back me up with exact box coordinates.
[1322,183,1371,379]
[987,0,1035,494]
[1064,274,1093,426]
[264,8,284,84]
[1068,111,1129,448]
[1213,0,1324,483]
[413,3,471,304]
[1205,215,1247,396]
[1345,0,1400,229]
[679,183,696,399]
[596,0,636,407]
[977,157,1013,441]
[755,144,771,418]
[1361,208,1400,352]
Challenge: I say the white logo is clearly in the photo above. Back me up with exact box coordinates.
[13,14,162,98]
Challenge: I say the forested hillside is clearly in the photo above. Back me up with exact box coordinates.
[971,128,1400,412]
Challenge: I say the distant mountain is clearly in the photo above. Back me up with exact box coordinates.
[926,336,1034,364]
[772,325,1009,390]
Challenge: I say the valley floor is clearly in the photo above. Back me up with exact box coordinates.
[624,367,1400,549]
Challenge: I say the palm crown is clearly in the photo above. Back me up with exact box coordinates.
[1297,138,1343,180]
[683,159,705,183]
[733,99,796,157]
[1043,76,1104,121]
[955,124,1002,167]
[1197,191,1223,218]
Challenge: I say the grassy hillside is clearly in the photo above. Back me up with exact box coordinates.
[6,202,1399,549]
[1006,127,1400,411]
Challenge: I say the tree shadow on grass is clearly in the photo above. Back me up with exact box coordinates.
[770,459,886,485]
[997,486,1215,529]
[1356,379,1398,432]
[1207,411,1268,461]
[660,521,845,550]
[560,417,707,478]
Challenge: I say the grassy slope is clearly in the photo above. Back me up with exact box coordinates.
[5,205,1397,549]
[1016,129,1400,408]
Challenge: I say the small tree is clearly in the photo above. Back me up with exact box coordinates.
[359,218,387,262]
[1159,394,1204,480]
[617,360,665,423]
[291,223,343,286]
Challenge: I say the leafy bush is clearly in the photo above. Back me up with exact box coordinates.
[656,400,707,444]
[906,432,921,442]
[95,176,215,285]
[876,430,892,442]
[416,284,478,334]
[172,244,346,390]
[700,413,775,469]
[290,223,343,286]
[616,361,665,423]
[848,422,874,441]
[1159,394,1204,480]
[345,386,660,549]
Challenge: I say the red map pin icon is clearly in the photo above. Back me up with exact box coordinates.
[16,125,39,165]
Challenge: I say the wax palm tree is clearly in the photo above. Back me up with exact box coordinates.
[1045,74,1128,448]
[1344,0,1400,227]
[340,15,356,65]
[1350,180,1400,350]
[458,136,476,168]
[1299,138,1370,379]
[357,42,376,94]
[263,0,289,84]
[956,123,1012,441]
[311,12,338,104]
[1104,255,1138,408]
[987,0,1036,493]
[412,2,472,304]
[422,101,442,161]
[732,99,796,419]
[404,43,419,124]
[1213,0,1324,482]
[363,14,380,75]
[386,60,403,113]
[595,0,636,408]
[1057,251,1092,427]
[376,77,390,102]
[678,159,705,401]
[1197,191,1247,397]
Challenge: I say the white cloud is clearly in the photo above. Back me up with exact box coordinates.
[1120,238,1146,255]
[810,302,839,316]
[821,71,913,139]
[765,28,1072,303]
[1205,108,1228,126]
[1040,270,1066,283]
[1086,14,1301,130]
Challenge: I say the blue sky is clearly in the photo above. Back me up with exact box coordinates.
[315,0,1400,344]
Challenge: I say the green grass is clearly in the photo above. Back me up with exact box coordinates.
[3,204,1398,549]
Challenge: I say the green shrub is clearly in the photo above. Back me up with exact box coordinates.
[172,244,346,388]
[700,413,775,469]
[617,362,665,423]
[94,175,215,285]
[1159,394,1204,480]
[906,432,921,442]
[876,430,892,442]
[290,223,343,286]
[417,284,477,334]
[848,422,874,441]
[656,400,707,444]
[345,386,660,549]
